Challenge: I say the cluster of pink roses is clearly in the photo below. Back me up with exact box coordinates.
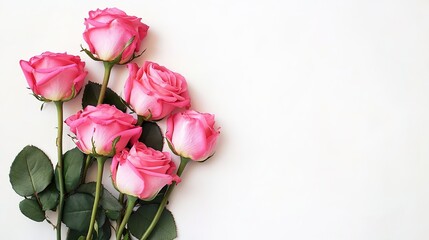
[15,7,219,240]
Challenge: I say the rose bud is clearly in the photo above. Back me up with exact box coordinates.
[19,52,87,101]
[65,104,142,156]
[166,110,220,161]
[124,62,191,121]
[83,7,149,63]
[111,142,180,200]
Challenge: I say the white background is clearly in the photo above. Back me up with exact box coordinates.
[1,0,429,239]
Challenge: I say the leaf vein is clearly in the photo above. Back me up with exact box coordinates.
[25,150,37,194]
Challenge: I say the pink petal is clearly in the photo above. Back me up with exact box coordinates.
[115,160,145,197]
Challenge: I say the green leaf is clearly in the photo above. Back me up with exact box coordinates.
[63,193,94,232]
[128,204,177,240]
[39,183,59,211]
[66,229,85,240]
[123,232,130,240]
[55,148,84,193]
[19,198,45,222]
[63,148,85,192]
[97,220,111,240]
[76,182,97,195]
[10,145,53,196]
[96,208,106,230]
[139,121,164,151]
[82,81,127,112]
[66,218,110,240]
[77,182,122,213]
[100,187,122,212]
[105,210,121,220]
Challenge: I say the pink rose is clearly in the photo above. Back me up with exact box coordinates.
[124,62,191,120]
[166,110,220,161]
[65,104,142,156]
[19,52,87,101]
[83,8,149,63]
[111,142,179,200]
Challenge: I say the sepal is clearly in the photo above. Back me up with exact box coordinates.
[80,45,102,62]
[166,138,179,156]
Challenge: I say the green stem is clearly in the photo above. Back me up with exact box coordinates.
[140,157,190,240]
[116,193,125,228]
[116,196,137,240]
[81,155,93,184]
[86,156,107,240]
[55,101,65,240]
[97,62,114,105]
[137,115,144,126]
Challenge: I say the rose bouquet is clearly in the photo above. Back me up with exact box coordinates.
[9,7,220,240]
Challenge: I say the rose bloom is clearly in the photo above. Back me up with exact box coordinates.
[166,110,220,161]
[19,52,87,101]
[65,104,142,156]
[124,62,191,120]
[83,7,149,63]
[111,142,179,200]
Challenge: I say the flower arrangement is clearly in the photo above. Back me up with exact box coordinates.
[9,7,220,240]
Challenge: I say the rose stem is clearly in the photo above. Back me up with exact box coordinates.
[137,115,144,126]
[140,157,190,240]
[116,195,137,240]
[97,62,114,105]
[81,155,93,184]
[116,193,124,228]
[86,156,107,240]
[54,101,65,240]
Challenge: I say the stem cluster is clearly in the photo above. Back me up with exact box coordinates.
[54,56,192,240]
